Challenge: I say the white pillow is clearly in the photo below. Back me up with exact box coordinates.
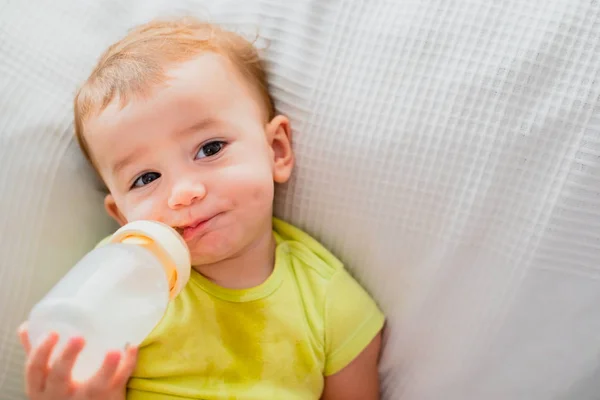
[2,1,600,399]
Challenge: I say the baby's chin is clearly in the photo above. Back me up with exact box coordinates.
[187,242,234,268]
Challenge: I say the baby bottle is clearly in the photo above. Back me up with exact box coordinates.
[27,220,191,381]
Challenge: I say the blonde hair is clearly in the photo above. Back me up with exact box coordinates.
[74,17,274,165]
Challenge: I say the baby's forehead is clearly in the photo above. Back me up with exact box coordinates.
[93,52,248,115]
[84,54,262,153]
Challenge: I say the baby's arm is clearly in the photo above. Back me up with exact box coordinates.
[320,331,382,400]
[18,325,137,400]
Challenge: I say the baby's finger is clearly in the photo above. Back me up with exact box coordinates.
[44,337,85,396]
[83,351,121,397]
[17,323,31,355]
[26,332,59,394]
[113,346,138,387]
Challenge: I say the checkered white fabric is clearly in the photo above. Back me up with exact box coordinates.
[1,1,599,399]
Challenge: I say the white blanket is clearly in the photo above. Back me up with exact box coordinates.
[1,1,599,399]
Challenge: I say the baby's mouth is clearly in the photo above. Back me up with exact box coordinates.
[173,215,218,241]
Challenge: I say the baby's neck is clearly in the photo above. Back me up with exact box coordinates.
[192,228,276,290]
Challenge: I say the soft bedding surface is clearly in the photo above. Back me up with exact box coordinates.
[1,1,599,399]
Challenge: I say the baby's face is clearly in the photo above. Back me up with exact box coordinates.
[84,53,292,266]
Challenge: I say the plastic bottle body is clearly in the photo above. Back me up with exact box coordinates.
[28,243,170,381]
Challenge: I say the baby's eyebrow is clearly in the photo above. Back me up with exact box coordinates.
[111,151,138,176]
[109,117,218,175]
[176,117,218,138]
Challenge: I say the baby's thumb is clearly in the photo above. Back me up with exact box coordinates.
[17,323,32,355]
[113,346,138,388]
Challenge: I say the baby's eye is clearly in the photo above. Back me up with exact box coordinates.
[196,141,226,159]
[131,172,161,189]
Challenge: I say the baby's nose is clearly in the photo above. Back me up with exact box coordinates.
[168,179,207,209]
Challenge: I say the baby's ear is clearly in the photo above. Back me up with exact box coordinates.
[266,115,294,183]
[104,194,128,226]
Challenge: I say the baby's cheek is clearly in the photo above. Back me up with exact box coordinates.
[123,197,165,223]
[229,169,274,203]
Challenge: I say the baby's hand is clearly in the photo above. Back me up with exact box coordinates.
[18,324,137,400]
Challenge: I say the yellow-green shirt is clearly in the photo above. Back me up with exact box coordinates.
[127,219,385,400]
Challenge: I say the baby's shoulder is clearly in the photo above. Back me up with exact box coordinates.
[274,218,344,277]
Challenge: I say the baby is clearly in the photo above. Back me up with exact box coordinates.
[20,17,384,400]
